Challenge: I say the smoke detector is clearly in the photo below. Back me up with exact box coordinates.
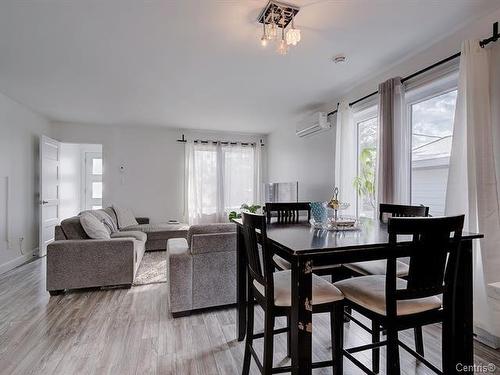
[332,54,347,64]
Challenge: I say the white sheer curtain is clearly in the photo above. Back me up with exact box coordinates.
[376,77,410,207]
[445,40,500,338]
[185,141,260,224]
[334,100,357,216]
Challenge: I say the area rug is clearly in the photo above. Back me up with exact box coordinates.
[133,251,167,286]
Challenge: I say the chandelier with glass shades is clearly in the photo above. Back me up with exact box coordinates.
[257,0,301,55]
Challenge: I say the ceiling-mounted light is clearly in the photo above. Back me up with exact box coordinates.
[257,1,300,55]
[260,19,268,46]
[267,8,278,40]
[286,12,301,46]
[277,16,288,55]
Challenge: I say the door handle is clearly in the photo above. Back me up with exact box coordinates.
[42,200,49,205]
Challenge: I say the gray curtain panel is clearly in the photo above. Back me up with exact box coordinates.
[376,77,408,208]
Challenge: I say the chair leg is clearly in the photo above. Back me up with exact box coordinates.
[263,311,275,374]
[372,322,380,373]
[414,326,424,356]
[386,327,401,375]
[286,313,291,358]
[242,296,255,375]
[331,302,344,375]
[344,305,352,322]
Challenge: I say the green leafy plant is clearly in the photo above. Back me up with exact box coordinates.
[353,147,376,209]
[228,203,262,221]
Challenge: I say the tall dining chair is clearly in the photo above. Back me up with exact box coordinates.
[344,203,430,278]
[343,203,430,359]
[240,212,344,375]
[264,202,311,224]
[264,202,346,280]
[334,215,464,375]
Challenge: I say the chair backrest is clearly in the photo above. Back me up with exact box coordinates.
[265,202,311,224]
[385,215,464,316]
[379,203,429,223]
[241,212,275,300]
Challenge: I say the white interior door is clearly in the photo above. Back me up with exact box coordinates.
[39,135,60,257]
[84,152,103,210]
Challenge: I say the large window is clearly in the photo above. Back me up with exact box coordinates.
[409,89,457,216]
[186,142,259,224]
[354,107,378,218]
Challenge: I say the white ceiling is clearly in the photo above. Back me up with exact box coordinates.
[0,0,498,133]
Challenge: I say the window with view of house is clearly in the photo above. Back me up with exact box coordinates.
[409,89,457,216]
[354,107,378,218]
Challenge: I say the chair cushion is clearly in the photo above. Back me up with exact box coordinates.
[253,270,344,307]
[344,260,409,277]
[111,230,147,243]
[272,255,341,272]
[334,275,441,316]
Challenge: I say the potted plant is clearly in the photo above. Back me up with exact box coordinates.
[228,203,262,221]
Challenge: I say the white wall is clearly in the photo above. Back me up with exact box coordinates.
[0,92,50,273]
[51,123,266,223]
[59,143,82,220]
[267,8,500,202]
[59,143,102,220]
[267,126,335,202]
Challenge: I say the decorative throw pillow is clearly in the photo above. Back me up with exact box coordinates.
[80,212,111,239]
[112,205,138,229]
[88,210,118,234]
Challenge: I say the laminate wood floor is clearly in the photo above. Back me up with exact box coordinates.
[0,257,499,375]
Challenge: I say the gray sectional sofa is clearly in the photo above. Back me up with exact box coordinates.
[167,223,237,317]
[47,207,188,295]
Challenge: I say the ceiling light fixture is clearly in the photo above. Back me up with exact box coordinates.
[286,11,301,46]
[277,17,288,55]
[258,1,300,55]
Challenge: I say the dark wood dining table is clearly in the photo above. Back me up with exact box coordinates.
[233,217,483,375]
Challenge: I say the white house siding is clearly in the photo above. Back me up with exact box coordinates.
[411,163,449,216]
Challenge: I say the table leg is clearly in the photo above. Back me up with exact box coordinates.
[236,225,247,341]
[290,258,313,375]
[443,239,473,374]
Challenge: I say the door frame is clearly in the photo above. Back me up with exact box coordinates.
[39,135,60,257]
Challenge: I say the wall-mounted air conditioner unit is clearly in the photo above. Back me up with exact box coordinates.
[295,112,331,137]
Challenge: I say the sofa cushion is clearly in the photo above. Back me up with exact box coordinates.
[103,207,119,228]
[113,205,138,229]
[111,230,147,242]
[122,223,189,241]
[81,209,118,234]
[80,212,111,239]
[187,223,236,246]
[60,216,90,240]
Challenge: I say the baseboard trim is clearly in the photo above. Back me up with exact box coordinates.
[0,249,38,275]
[474,326,500,349]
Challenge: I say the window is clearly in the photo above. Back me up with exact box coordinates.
[222,145,255,211]
[84,152,103,210]
[186,142,259,224]
[409,88,457,216]
[354,106,378,218]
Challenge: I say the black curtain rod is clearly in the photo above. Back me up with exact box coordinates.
[194,140,255,146]
[176,133,265,146]
[326,21,499,117]
[326,52,460,116]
